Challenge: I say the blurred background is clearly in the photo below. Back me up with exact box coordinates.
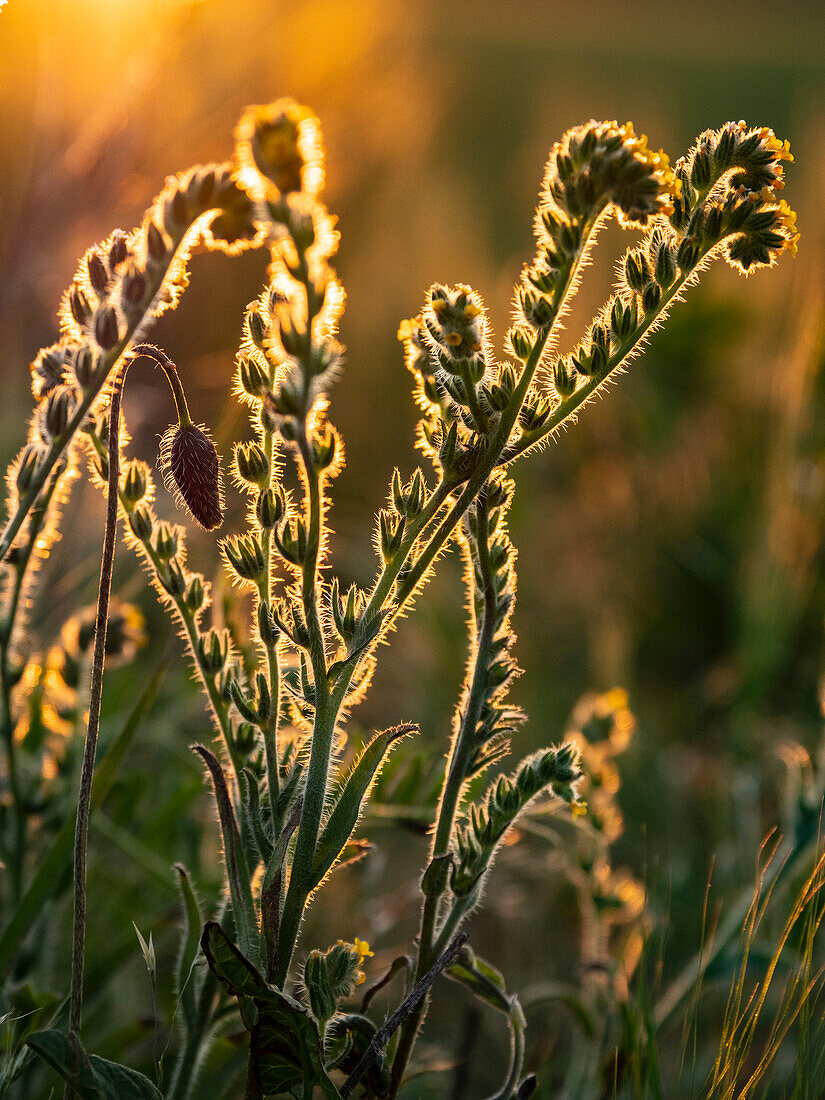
[2,0,825,1094]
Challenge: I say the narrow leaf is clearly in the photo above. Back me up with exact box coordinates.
[310,723,417,890]
[261,799,302,984]
[192,745,258,964]
[173,863,204,1036]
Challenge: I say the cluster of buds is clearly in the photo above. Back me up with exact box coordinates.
[59,166,259,367]
[662,122,799,275]
[503,120,682,375]
[520,125,799,424]
[303,937,374,1029]
[451,742,583,896]
[400,284,495,444]
[372,467,430,568]
[542,120,682,230]
[328,579,366,646]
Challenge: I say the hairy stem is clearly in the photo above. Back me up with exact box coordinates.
[274,422,331,985]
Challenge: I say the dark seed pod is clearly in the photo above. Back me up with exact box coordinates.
[161,422,223,530]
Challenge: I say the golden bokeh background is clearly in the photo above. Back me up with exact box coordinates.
[3,1,825,1093]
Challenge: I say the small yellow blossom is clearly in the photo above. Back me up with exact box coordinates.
[354,937,374,962]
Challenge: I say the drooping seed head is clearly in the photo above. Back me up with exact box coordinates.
[160,423,223,530]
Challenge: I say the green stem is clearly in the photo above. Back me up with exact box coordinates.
[274,422,330,985]
[94,345,242,790]
[390,497,497,1095]
[257,413,281,806]
[431,496,496,859]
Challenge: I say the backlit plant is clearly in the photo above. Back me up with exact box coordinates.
[0,101,800,1097]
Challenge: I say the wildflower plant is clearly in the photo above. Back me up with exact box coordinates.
[0,100,800,1097]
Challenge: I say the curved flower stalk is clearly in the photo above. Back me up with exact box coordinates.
[68,341,226,1040]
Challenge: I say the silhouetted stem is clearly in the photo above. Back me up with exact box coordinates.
[68,360,125,1037]
[69,343,202,1038]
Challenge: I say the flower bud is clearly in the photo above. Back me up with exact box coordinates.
[108,230,129,269]
[184,574,206,614]
[257,599,280,648]
[44,386,76,439]
[16,443,43,495]
[247,308,268,351]
[72,346,98,389]
[129,506,154,542]
[641,281,662,313]
[153,522,178,561]
[235,442,269,487]
[69,285,92,328]
[239,355,270,399]
[164,423,223,530]
[146,222,167,263]
[223,533,266,582]
[198,629,230,675]
[87,250,109,295]
[256,487,284,529]
[94,305,121,351]
[120,460,149,508]
[654,241,677,287]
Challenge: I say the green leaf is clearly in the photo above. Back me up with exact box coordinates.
[447,944,512,1014]
[446,945,529,1100]
[173,863,204,1036]
[25,1030,162,1099]
[240,767,274,864]
[201,920,269,1000]
[192,745,258,966]
[201,922,339,1097]
[309,723,417,890]
[261,799,302,983]
[0,667,163,977]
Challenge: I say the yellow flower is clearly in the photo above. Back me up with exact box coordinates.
[354,937,374,962]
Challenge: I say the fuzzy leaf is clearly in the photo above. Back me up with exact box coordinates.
[201,922,338,1097]
[309,723,417,890]
[192,745,258,964]
[447,944,512,1015]
[25,1030,162,1099]
[173,863,204,1036]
